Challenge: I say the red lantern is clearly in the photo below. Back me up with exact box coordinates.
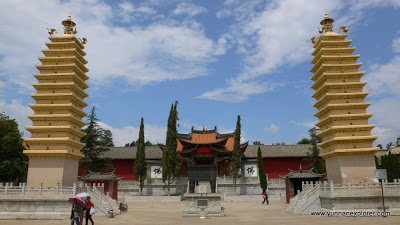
[224,159,229,164]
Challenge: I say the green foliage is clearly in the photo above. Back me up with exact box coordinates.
[380,152,400,182]
[257,146,268,193]
[297,138,311,144]
[162,101,180,195]
[375,155,379,169]
[253,141,263,145]
[230,115,242,193]
[100,129,114,147]
[134,118,147,194]
[0,113,28,182]
[272,142,286,145]
[80,106,113,173]
[145,141,153,146]
[305,140,326,175]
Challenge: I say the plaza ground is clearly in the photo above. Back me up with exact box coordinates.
[1,199,399,225]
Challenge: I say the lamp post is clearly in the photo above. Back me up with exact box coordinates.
[375,169,387,214]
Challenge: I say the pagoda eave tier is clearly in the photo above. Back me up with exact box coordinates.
[35,64,89,80]
[315,113,373,128]
[311,47,356,63]
[312,40,352,56]
[23,150,83,160]
[311,63,363,81]
[320,147,380,159]
[33,73,89,89]
[25,125,86,138]
[24,137,85,148]
[30,93,88,108]
[312,81,367,99]
[311,71,365,89]
[45,41,86,55]
[317,124,375,138]
[38,56,88,72]
[29,103,87,117]
[312,92,369,109]
[27,114,86,127]
[314,102,371,118]
[32,82,89,98]
[310,54,360,73]
[41,49,87,64]
[318,135,378,148]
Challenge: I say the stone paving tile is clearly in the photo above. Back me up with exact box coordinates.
[1,200,399,225]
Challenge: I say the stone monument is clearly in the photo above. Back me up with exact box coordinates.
[310,13,379,184]
[24,14,89,187]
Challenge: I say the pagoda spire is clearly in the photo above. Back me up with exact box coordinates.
[309,13,379,184]
[24,14,89,187]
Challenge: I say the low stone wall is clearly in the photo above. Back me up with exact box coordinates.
[0,196,71,220]
[320,192,400,210]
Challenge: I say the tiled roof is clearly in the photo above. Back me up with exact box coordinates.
[99,146,162,159]
[281,169,323,178]
[100,144,312,160]
[243,144,313,158]
[81,171,122,181]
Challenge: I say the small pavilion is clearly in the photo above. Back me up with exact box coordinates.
[281,167,324,203]
[81,171,122,200]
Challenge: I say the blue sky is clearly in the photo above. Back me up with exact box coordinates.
[1,0,400,147]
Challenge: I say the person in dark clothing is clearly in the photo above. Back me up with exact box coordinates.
[262,189,269,205]
[70,199,83,225]
[85,196,94,225]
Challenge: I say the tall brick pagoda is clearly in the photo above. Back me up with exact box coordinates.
[24,15,89,187]
[310,13,379,184]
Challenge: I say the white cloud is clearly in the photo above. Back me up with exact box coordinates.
[263,124,279,133]
[98,121,167,147]
[172,2,207,17]
[290,120,317,129]
[118,2,157,23]
[0,99,33,137]
[371,126,399,147]
[393,37,400,53]
[0,0,218,92]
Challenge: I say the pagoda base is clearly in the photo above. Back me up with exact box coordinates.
[24,150,83,187]
[325,155,376,184]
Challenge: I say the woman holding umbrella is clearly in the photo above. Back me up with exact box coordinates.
[69,196,85,225]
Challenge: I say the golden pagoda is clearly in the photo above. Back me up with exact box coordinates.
[310,13,379,184]
[24,14,89,187]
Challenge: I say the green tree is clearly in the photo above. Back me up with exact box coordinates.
[272,142,286,145]
[257,146,268,194]
[305,140,326,175]
[0,113,28,182]
[145,140,153,146]
[134,118,147,195]
[297,138,311,144]
[162,101,180,196]
[380,152,400,182]
[253,141,263,145]
[100,129,114,147]
[230,115,242,194]
[80,106,113,173]
[375,155,379,168]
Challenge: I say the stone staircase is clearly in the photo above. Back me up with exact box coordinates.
[287,183,321,214]
[86,186,119,216]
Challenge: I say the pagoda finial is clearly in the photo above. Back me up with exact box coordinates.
[319,11,334,34]
[62,13,77,35]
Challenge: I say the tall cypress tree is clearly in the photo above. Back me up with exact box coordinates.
[80,106,112,173]
[257,146,268,194]
[0,113,28,182]
[134,117,147,195]
[230,115,242,194]
[162,102,179,196]
[305,140,326,175]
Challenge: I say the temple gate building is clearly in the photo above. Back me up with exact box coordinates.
[310,13,379,184]
[24,15,89,187]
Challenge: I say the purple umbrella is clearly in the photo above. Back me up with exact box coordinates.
[69,196,86,207]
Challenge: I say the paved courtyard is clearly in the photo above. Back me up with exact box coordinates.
[1,199,399,225]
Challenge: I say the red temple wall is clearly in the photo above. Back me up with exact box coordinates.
[111,159,135,180]
[263,157,309,179]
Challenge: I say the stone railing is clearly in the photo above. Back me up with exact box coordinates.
[0,182,82,196]
[319,179,400,195]
[86,185,118,216]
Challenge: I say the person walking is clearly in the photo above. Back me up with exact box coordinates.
[85,196,95,225]
[70,199,83,225]
[262,189,269,205]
